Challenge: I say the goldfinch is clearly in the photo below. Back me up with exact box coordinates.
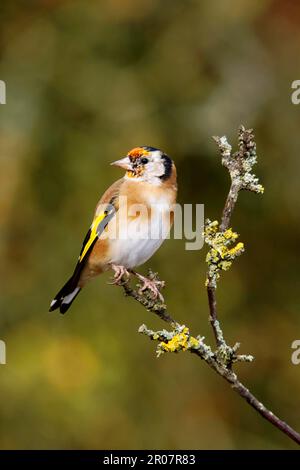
[49,146,177,314]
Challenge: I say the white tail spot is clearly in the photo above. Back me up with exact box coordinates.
[62,287,80,305]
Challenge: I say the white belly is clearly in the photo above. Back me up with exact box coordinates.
[108,209,171,269]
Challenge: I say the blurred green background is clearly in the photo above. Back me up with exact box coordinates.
[1,0,300,450]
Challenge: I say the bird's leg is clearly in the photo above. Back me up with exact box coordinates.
[110,264,131,285]
[133,271,165,302]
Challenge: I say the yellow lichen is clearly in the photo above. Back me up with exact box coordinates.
[219,260,232,271]
[204,219,245,288]
[223,228,238,240]
[228,242,244,256]
[159,327,200,354]
[189,336,200,349]
[160,327,189,353]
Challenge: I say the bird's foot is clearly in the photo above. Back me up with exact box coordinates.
[135,272,165,302]
[110,264,131,285]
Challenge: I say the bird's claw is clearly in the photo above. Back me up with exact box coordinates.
[109,264,131,285]
[136,274,165,302]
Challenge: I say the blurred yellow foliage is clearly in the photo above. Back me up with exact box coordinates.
[43,336,100,393]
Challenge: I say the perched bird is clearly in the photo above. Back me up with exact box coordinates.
[49,146,177,314]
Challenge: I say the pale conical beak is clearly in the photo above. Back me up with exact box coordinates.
[111,156,132,170]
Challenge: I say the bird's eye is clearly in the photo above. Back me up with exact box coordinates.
[141,157,149,164]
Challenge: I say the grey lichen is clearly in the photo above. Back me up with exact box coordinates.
[138,323,253,367]
[213,125,264,195]
[216,341,254,367]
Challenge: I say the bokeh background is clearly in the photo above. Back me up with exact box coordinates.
[1,0,300,450]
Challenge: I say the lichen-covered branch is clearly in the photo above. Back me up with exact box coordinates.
[115,126,300,446]
[120,270,177,326]
[137,319,300,445]
[214,126,264,233]
[204,220,244,290]
[206,127,264,346]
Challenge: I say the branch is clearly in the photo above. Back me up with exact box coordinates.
[207,127,263,345]
[214,127,264,233]
[138,323,300,445]
[121,270,177,326]
[115,126,300,446]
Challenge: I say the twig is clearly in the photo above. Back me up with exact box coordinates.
[115,126,300,446]
[208,127,264,346]
[120,270,177,326]
[215,126,264,232]
[207,286,222,347]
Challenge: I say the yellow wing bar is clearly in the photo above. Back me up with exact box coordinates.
[79,212,108,263]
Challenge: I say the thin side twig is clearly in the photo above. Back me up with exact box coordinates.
[208,127,263,345]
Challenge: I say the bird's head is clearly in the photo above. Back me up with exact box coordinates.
[111,146,174,185]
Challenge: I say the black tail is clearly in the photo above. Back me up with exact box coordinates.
[49,274,81,314]
[49,223,100,314]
